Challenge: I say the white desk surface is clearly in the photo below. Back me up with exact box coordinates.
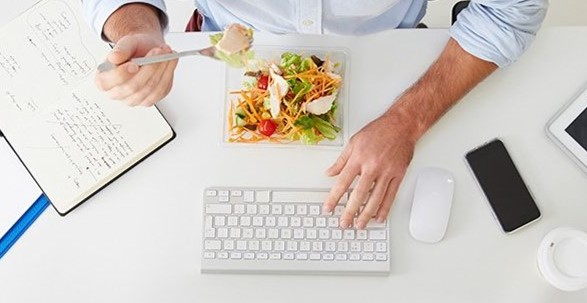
[1,27,587,303]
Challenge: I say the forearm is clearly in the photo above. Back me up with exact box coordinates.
[386,38,498,141]
[103,3,164,43]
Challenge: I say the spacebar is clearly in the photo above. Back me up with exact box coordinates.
[272,191,348,204]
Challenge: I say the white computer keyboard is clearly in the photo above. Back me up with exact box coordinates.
[201,187,390,275]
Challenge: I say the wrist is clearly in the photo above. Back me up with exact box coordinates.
[382,97,428,144]
[103,3,164,43]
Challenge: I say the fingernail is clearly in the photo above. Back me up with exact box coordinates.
[340,220,349,229]
[377,217,385,223]
[356,221,365,229]
[127,63,139,73]
[322,205,331,213]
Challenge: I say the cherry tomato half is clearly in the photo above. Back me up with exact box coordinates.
[258,119,277,136]
[257,75,269,90]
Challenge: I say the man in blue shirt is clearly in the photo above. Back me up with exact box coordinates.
[84,0,548,229]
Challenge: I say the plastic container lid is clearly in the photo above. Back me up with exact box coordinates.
[537,227,587,291]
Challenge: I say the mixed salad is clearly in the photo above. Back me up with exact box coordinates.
[226,52,343,144]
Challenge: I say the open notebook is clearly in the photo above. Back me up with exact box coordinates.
[0,0,175,215]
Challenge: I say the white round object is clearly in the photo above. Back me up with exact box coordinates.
[537,227,587,291]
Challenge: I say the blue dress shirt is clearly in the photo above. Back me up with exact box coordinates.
[82,0,548,67]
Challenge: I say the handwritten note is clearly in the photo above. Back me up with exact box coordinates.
[0,0,105,132]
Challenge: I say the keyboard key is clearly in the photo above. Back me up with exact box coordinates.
[297,205,308,215]
[259,205,270,215]
[293,229,304,239]
[274,241,285,251]
[218,196,229,202]
[328,218,338,227]
[375,253,388,261]
[277,216,288,227]
[249,240,260,251]
[252,216,264,226]
[269,253,281,260]
[281,229,292,239]
[243,228,254,239]
[350,241,361,252]
[362,253,374,261]
[349,254,361,261]
[334,206,344,216]
[284,205,295,215]
[234,204,245,214]
[343,230,355,240]
[205,240,221,250]
[300,241,311,251]
[325,241,336,252]
[364,242,374,252]
[255,228,267,239]
[366,220,387,229]
[369,230,386,240]
[272,191,330,203]
[227,216,238,226]
[243,191,254,202]
[323,253,334,261]
[230,252,242,259]
[309,205,320,215]
[271,205,283,215]
[236,240,247,250]
[286,241,298,251]
[256,191,271,202]
[306,229,317,239]
[265,217,276,227]
[303,217,314,227]
[356,230,368,240]
[214,216,226,226]
[291,217,301,227]
[310,253,321,260]
[219,190,229,196]
[223,240,234,250]
[205,190,217,197]
[257,252,269,260]
[230,190,242,197]
[331,230,342,240]
[204,251,215,259]
[316,217,326,227]
[246,205,258,214]
[240,216,251,227]
[335,254,347,261]
[217,228,229,238]
[230,228,241,238]
[312,241,323,252]
[284,253,295,260]
[268,228,279,239]
[376,242,387,252]
[319,229,330,239]
[206,204,231,214]
[244,252,255,260]
[337,242,349,252]
[218,252,229,259]
[261,241,272,251]
[296,253,308,260]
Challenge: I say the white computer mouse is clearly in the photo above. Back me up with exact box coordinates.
[409,167,455,244]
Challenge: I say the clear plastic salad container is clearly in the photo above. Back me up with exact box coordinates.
[222,45,350,148]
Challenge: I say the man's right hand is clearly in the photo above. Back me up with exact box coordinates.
[95,3,177,107]
[95,33,178,107]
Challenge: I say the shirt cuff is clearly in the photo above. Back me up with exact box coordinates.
[449,1,548,68]
[82,0,169,42]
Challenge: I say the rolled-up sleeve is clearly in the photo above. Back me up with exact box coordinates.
[81,0,169,40]
[449,0,548,67]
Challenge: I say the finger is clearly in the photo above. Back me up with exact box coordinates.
[375,177,401,222]
[123,58,170,106]
[107,47,164,101]
[108,36,139,64]
[139,58,177,106]
[356,176,390,229]
[95,61,139,91]
[340,173,375,229]
[325,144,352,177]
[323,165,359,214]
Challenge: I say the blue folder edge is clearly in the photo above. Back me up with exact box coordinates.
[0,194,49,259]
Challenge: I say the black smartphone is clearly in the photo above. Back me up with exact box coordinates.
[465,139,541,233]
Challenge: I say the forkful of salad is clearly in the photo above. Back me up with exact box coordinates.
[97,24,254,72]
